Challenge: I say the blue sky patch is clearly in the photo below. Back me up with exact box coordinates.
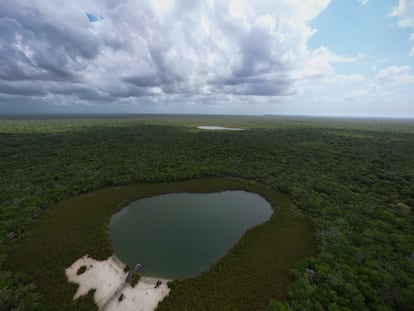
[86,13,103,23]
[309,0,412,77]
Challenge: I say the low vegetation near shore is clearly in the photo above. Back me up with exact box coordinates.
[1,115,413,310]
[4,178,315,311]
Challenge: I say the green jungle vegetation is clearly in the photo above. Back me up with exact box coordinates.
[4,177,314,311]
[1,115,413,310]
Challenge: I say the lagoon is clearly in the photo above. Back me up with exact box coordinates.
[197,126,244,131]
[109,191,272,279]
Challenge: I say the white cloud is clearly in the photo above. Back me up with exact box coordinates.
[390,0,414,56]
[1,0,413,117]
[293,46,363,80]
[287,70,414,118]
[358,0,369,5]
[311,47,363,63]
[0,0,335,104]
[410,33,414,56]
[375,65,414,82]
[390,0,414,28]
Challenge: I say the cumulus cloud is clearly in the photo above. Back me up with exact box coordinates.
[390,0,414,28]
[1,0,412,117]
[390,0,414,57]
[375,65,414,82]
[0,0,343,112]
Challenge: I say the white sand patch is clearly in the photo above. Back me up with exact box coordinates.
[66,255,170,311]
[197,126,244,131]
[105,278,170,311]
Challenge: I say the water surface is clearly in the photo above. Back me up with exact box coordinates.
[197,126,244,131]
[109,191,272,279]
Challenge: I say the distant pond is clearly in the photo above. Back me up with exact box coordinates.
[109,191,272,279]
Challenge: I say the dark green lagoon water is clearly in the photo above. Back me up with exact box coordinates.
[109,191,272,279]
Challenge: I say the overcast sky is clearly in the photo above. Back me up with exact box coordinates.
[0,0,413,117]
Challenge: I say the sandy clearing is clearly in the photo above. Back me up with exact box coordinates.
[66,255,170,311]
[105,278,170,311]
[197,126,244,131]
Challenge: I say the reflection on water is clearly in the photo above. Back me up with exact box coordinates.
[109,191,272,279]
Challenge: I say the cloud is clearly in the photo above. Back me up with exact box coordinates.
[410,33,414,56]
[358,0,369,5]
[310,47,363,64]
[0,0,411,117]
[390,0,414,56]
[292,46,363,81]
[289,69,414,118]
[0,0,339,112]
[375,65,414,82]
[390,0,414,28]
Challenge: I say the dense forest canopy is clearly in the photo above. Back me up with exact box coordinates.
[0,115,413,310]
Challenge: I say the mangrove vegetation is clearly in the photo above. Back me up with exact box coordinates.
[1,115,413,310]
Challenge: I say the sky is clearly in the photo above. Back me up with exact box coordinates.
[0,0,413,117]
